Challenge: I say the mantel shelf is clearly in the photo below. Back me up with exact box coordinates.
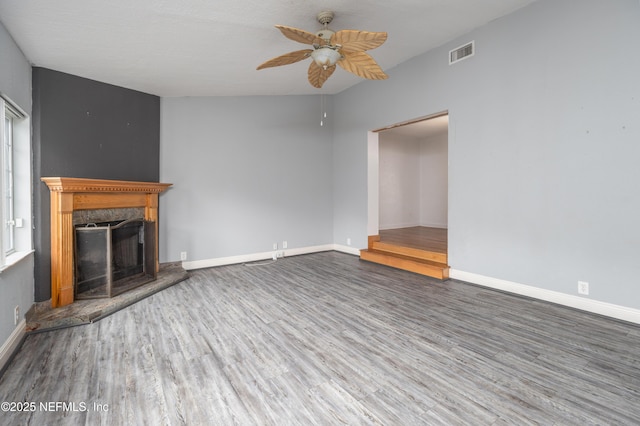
[41,177,172,194]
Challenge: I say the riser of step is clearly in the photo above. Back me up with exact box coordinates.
[360,249,449,280]
[372,241,447,264]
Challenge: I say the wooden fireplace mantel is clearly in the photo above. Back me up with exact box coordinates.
[42,177,172,308]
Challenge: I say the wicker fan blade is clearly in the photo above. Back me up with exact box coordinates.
[257,49,313,70]
[276,25,324,45]
[308,62,336,88]
[331,30,387,53]
[338,51,388,80]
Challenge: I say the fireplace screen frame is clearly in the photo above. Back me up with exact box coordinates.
[74,218,157,299]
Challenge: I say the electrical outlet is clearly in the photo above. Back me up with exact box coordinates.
[273,243,278,250]
[578,281,589,295]
[180,251,187,261]
[282,241,288,249]
[14,306,20,325]
[347,238,351,246]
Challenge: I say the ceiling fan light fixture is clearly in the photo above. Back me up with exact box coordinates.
[311,47,341,69]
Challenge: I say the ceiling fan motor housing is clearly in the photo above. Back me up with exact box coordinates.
[316,11,335,42]
[316,28,335,41]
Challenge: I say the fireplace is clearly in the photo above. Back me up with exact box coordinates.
[75,218,156,299]
[42,177,172,308]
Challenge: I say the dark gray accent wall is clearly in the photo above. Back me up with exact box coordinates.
[33,67,160,302]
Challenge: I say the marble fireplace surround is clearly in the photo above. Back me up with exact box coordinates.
[41,177,172,308]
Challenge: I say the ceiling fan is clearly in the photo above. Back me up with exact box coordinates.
[257,11,388,88]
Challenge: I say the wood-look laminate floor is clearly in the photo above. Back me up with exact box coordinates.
[379,226,447,255]
[1,251,639,425]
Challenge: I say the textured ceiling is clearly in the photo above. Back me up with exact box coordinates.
[0,0,537,97]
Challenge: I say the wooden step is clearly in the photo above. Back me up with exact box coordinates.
[360,249,450,280]
[372,240,447,264]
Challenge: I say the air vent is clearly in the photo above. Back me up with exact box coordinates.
[449,41,474,65]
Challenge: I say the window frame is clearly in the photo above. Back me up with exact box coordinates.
[0,95,30,270]
[3,105,16,255]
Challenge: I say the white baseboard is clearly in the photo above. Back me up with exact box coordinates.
[379,223,420,231]
[0,319,26,372]
[450,269,640,325]
[419,222,448,229]
[182,244,359,271]
[333,244,361,256]
[380,223,448,230]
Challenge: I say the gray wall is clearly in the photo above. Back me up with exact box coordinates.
[378,135,421,229]
[160,96,333,263]
[419,132,448,228]
[32,68,160,302]
[378,132,448,230]
[0,22,33,350]
[333,0,640,309]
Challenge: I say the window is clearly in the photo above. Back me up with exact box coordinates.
[0,96,29,269]
[4,108,15,253]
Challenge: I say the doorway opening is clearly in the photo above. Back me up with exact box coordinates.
[363,111,449,279]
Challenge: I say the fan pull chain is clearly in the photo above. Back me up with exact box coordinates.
[320,94,327,126]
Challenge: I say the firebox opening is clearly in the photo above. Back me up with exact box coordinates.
[75,218,156,299]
